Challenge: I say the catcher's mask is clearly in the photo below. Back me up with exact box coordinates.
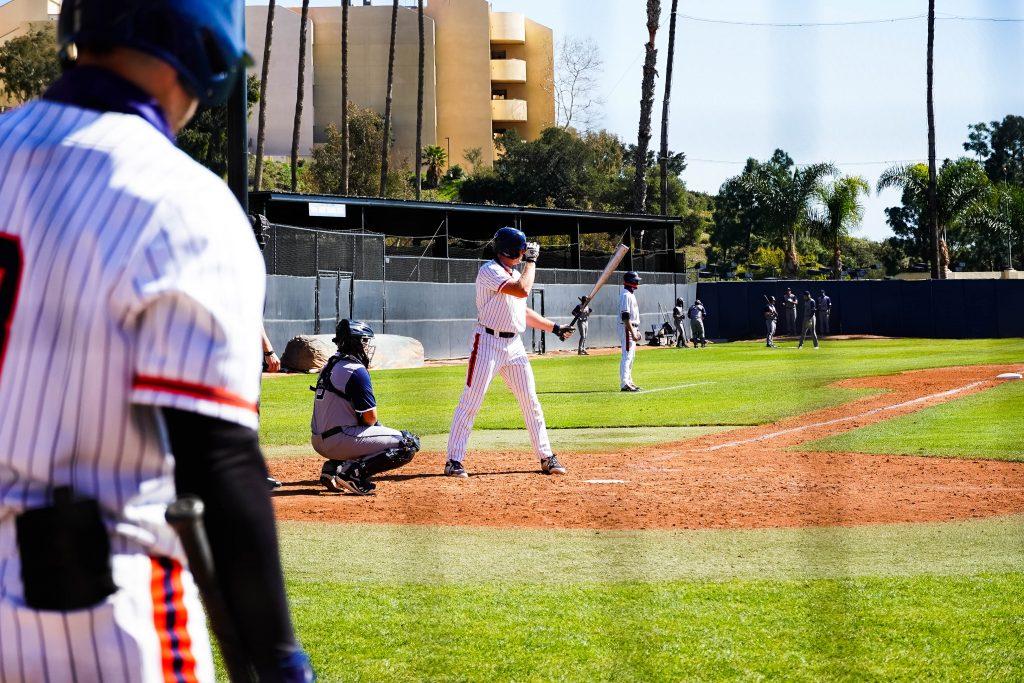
[334,319,376,368]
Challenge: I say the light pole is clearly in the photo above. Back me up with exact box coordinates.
[1002,189,1014,271]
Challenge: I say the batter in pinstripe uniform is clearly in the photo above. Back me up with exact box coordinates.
[445,228,574,478]
[0,1,312,681]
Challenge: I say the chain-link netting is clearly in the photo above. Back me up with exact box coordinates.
[262,224,691,285]
[263,223,385,279]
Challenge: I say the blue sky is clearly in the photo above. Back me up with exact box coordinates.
[260,1,1024,240]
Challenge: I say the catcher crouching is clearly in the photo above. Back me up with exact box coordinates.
[311,320,420,494]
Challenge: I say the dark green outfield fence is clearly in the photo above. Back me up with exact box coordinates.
[696,279,1024,340]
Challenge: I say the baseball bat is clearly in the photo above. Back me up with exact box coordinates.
[569,243,630,327]
[166,497,254,683]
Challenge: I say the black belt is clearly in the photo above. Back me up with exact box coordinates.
[484,327,516,338]
[321,426,346,439]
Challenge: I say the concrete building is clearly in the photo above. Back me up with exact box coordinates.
[0,0,58,42]
[245,6,314,159]
[247,0,554,169]
[0,1,555,170]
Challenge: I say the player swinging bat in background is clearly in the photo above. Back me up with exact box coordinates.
[563,244,642,391]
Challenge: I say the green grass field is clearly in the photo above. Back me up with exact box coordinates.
[260,337,1024,446]
[255,338,1024,681]
[804,378,1024,461]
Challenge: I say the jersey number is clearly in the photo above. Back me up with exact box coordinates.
[0,234,23,380]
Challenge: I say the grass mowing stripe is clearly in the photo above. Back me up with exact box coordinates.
[259,338,1024,446]
[803,378,1024,460]
[282,574,1024,681]
[277,515,1024,584]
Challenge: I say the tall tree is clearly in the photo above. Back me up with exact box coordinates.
[878,158,991,267]
[415,0,425,199]
[964,115,1024,185]
[422,145,447,189]
[379,0,400,196]
[958,183,1024,271]
[553,37,605,130]
[743,150,837,276]
[0,28,60,104]
[290,0,312,192]
[342,0,351,193]
[308,107,412,198]
[810,176,871,278]
[180,75,261,177]
[252,0,276,191]
[926,0,943,277]
[631,0,661,213]
[658,0,679,217]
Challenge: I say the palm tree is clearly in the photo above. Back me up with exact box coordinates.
[962,183,1024,270]
[810,176,870,278]
[252,0,276,191]
[379,0,400,197]
[926,0,942,277]
[290,0,311,192]
[745,151,837,276]
[415,0,425,199]
[422,145,447,188]
[342,0,350,193]
[631,0,661,213]
[878,159,991,267]
[658,0,679,216]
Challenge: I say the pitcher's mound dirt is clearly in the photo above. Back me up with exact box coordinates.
[269,364,1024,530]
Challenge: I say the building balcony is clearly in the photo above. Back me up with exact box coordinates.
[490,59,527,83]
[489,12,526,44]
[491,99,528,122]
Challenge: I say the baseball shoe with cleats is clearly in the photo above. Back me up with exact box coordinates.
[266,476,282,490]
[338,461,377,495]
[621,384,641,392]
[540,455,566,475]
[444,459,468,478]
[320,460,376,495]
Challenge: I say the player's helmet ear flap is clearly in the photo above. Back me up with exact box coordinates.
[58,0,251,106]
[493,226,527,259]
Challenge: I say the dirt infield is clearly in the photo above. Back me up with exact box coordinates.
[268,364,1024,530]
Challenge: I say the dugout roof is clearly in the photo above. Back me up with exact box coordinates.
[249,192,682,240]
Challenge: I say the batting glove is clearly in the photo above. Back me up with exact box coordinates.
[524,242,540,263]
[551,324,573,341]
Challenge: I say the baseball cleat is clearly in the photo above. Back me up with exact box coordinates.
[319,460,345,492]
[621,384,640,392]
[540,455,566,475]
[320,460,375,495]
[266,476,282,490]
[444,459,469,478]
[336,475,376,496]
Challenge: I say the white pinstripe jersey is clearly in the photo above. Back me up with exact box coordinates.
[476,259,526,333]
[0,99,265,572]
[620,288,639,324]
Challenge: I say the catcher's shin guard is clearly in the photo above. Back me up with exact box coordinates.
[359,431,420,477]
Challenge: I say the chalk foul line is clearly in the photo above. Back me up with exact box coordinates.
[639,381,717,395]
[695,380,988,454]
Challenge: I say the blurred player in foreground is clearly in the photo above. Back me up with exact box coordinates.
[445,228,573,477]
[0,1,312,680]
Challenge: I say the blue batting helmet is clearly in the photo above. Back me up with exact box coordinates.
[624,271,641,286]
[58,0,251,106]
[493,226,527,259]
